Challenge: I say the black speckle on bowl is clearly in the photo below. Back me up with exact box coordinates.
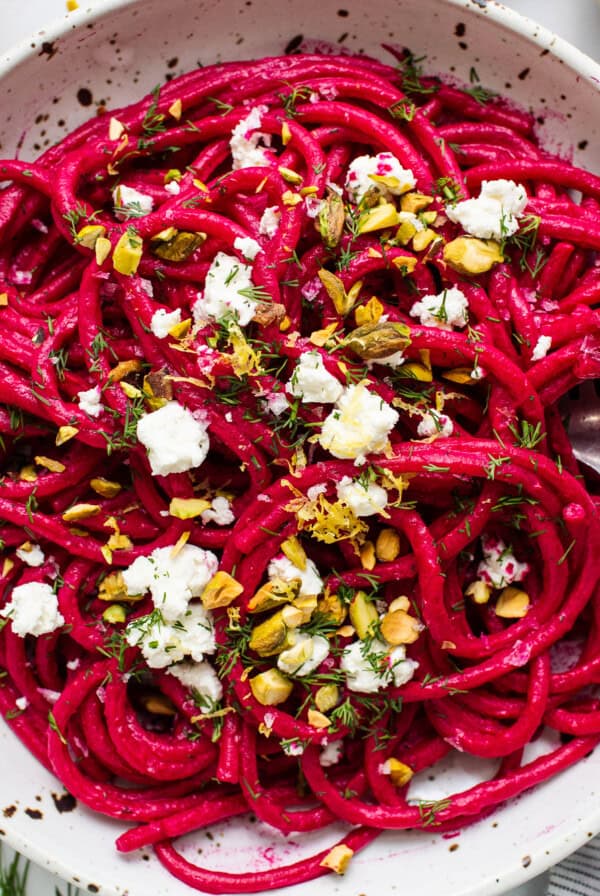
[76,87,93,107]
[24,808,42,820]
[52,791,77,814]
[3,806,16,818]
[284,34,304,54]
[518,67,531,81]
[87,886,99,894]
[449,843,459,852]
[337,8,349,16]
[454,23,466,37]
[458,41,467,50]
[522,855,532,868]
[39,41,58,60]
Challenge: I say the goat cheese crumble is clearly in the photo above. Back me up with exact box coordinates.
[336,476,388,517]
[16,543,45,567]
[167,660,223,707]
[446,178,527,241]
[277,632,330,676]
[113,184,154,219]
[1,582,64,637]
[410,287,469,330]
[286,352,344,404]
[319,384,399,464]
[268,554,323,597]
[77,386,103,418]
[340,640,418,693]
[417,410,454,439]
[150,307,182,339]
[477,535,530,588]
[137,401,210,476]
[193,252,257,326]
[531,335,552,361]
[230,106,271,170]
[345,152,416,205]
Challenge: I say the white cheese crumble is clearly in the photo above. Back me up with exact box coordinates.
[201,496,235,527]
[446,178,527,240]
[340,640,418,693]
[1,582,64,637]
[230,106,271,170]
[263,391,289,417]
[268,554,323,597]
[320,740,343,767]
[122,543,218,622]
[410,287,469,330]
[301,277,322,302]
[417,410,454,439]
[193,252,257,327]
[150,307,182,339]
[307,483,327,502]
[16,544,45,567]
[234,236,262,261]
[319,383,399,463]
[167,660,223,708]
[164,180,181,195]
[282,739,305,757]
[137,400,210,476]
[336,476,388,517]
[125,603,216,669]
[277,632,330,676]
[113,184,154,219]
[258,206,281,237]
[531,335,552,361]
[345,152,416,205]
[477,535,530,589]
[15,696,28,711]
[77,386,103,418]
[286,352,344,404]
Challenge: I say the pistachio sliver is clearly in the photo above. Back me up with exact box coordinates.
[345,320,411,360]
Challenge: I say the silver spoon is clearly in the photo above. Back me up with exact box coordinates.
[562,380,600,476]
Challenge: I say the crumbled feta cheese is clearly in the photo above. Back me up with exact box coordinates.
[150,307,182,339]
[531,335,552,361]
[446,179,527,240]
[304,195,322,219]
[319,384,399,463]
[38,688,60,704]
[230,106,271,170]
[137,400,210,476]
[122,543,218,622]
[417,411,454,439]
[477,535,529,588]
[320,740,343,767]
[66,658,80,671]
[373,350,406,369]
[301,277,322,302]
[113,184,154,219]
[259,206,281,237]
[15,696,28,711]
[282,739,305,756]
[14,270,32,286]
[234,236,262,261]
[307,483,327,501]
[125,603,216,669]
[286,352,344,404]
[336,476,388,517]
[268,554,323,597]
[410,287,469,330]
[77,386,103,418]
[263,391,289,417]
[16,544,45,567]
[345,152,416,205]
[340,640,418,693]
[277,632,329,676]
[164,180,181,195]
[201,496,235,527]
[139,278,154,297]
[193,252,257,326]
[1,582,64,637]
[167,660,223,708]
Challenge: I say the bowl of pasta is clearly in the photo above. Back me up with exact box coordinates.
[0,0,599,895]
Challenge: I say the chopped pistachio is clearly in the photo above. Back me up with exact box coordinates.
[317,269,361,316]
[412,228,438,252]
[400,192,434,213]
[465,580,492,605]
[98,571,130,602]
[356,202,400,234]
[151,230,205,262]
[280,535,307,571]
[2,558,15,577]
[56,425,79,446]
[164,169,182,184]
[34,455,65,474]
[249,610,294,656]
[169,497,212,520]
[170,531,190,558]
[315,684,340,713]
[495,586,530,618]
[280,604,304,629]
[380,608,422,645]
[292,594,318,623]
[318,190,345,249]
[386,758,414,786]
[320,844,354,875]
[395,218,418,245]
[316,591,346,626]
[249,668,293,705]
[282,190,303,207]
[345,319,411,360]
[247,578,300,614]
[120,381,143,399]
[102,604,126,624]
[76,224,107,249]
[443,367,476,385]
[168,98,183,120]
[19,465,37,483]
[139,693,177,716]
[113,229,143,276]
[307,708,331,729]
[443,236,504,275]
[359,540,376,570]
[391,255,418,274]
[375,527,401,562]
[201,571,244,609]
[278,166,303,185]
[168,318,192,339]
[95,237,112,265]
[349,590,378,640]
[397,360,433,382]
[108,359,143,383]
[108,117,124,140]
[388,595,410,613]
[0,293,8,306]
[281,121,292,145]
[354,296,384,327]
[309,322,338,346]
[62,503,101,522]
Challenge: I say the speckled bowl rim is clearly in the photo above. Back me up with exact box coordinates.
[0,2,599,895]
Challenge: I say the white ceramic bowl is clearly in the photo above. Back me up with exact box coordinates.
[1,2,599,895]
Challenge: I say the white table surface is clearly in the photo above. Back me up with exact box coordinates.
[0,1,598,895]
